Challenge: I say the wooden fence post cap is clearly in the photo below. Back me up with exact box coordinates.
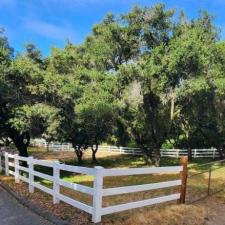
[180,156,188,165]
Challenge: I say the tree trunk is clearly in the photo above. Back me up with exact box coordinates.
[10,131,30,167]
[10,131,30,157]
[72,143,83,165]
[92,151,97,162]
[91,144,98,163]
[142,147,157,165]
[218,148,224,160]
[143,148,161,166]
[153,149,161,167]
[76,150,83,164]
[188,147,192,161]
[142,147,151,165]
[143,155,153,165]
[17,144,29,157]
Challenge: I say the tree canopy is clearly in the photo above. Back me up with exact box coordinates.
[0,4,225,164]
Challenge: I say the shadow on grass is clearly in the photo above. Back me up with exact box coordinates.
[63,153,181,168]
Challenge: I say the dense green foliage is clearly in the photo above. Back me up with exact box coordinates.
[0,4,225,164]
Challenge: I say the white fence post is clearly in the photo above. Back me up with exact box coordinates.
[14,154,20,183]
[213,149,216,159]
[92,166,103,223]
[28,156,34,193]
[53,162,60,204]
[194,149,197,158]
[120,147,122,153]
[4,152,9,176]
[176,149,179,158]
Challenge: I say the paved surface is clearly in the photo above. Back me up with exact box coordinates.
[0,186,54,225]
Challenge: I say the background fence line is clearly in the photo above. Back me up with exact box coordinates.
[31,140,219,159]
[0,151,185,223]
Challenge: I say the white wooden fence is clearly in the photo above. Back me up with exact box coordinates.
[32,140,219,159]
[0,151,184,223]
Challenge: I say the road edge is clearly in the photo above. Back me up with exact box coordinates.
[0,181,71,225]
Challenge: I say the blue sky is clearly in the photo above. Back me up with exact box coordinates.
[1,0,225,55]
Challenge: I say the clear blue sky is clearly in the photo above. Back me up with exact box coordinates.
[1,0,225,55]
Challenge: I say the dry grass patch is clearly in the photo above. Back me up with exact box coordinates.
[103,204,207,225]
[30,148,122,162]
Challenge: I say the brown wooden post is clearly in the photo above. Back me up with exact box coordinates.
[178,156,188,204]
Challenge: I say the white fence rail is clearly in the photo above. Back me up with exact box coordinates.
[32,140,219,159]
[0,151,183,223]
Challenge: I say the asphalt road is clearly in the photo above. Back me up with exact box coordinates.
[0,186,54,225]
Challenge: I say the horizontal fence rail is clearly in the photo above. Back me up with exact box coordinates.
[101,193,180,216]
[31,139,220,159]
[0,151,185,223]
